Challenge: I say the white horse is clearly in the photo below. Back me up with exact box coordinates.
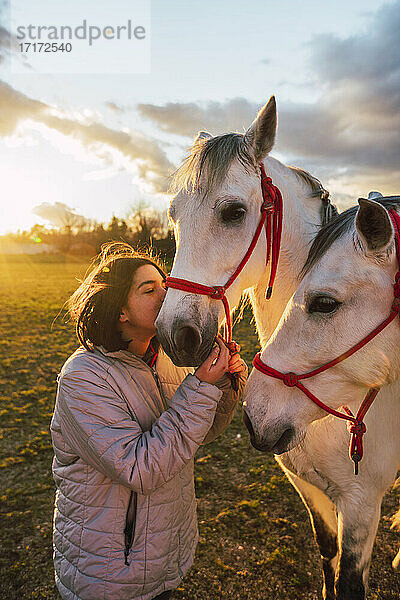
[244,197,400,599]
[155,97,348,596]
[156,96,334,366]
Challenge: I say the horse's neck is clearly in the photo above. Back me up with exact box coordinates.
[347,379,400,417]
[249,157,322,346]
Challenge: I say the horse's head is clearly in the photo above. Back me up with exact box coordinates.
[243,197,400,454]
[156,97,278,366]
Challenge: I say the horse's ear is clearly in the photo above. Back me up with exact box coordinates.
[243,95,277,163]
[355,198,394,255]
[194,131,212,144]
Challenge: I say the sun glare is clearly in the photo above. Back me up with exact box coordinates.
[0,162,59,235]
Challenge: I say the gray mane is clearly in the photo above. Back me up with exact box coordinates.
[288,165,329,201]
[171,133,330,207]
[170,133,255,195]
[302,196,400,277]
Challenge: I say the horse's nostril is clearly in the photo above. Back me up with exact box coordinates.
[242,410,255,438]
[173,325,201,354]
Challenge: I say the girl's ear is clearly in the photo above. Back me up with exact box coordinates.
[119,308,129,323]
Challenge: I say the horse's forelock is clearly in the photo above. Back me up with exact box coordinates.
[170,133,256,196]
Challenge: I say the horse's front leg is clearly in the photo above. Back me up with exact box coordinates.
[281,467,338,600]
[334,491,383,600]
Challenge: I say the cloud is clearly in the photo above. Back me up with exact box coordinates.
[296,0,400,170]
[137,1,400,197]
[310,2,400,90]
[0,26,17,62]
[137,98,257,138]
[0,81,46,136]
[0,81,173,192]
[32,201,90,228]
[105,101,126,114]
[0,3,31,69]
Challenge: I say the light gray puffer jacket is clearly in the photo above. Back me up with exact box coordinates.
[51,345,245,600]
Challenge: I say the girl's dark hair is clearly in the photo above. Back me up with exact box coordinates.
[68,242,166,352]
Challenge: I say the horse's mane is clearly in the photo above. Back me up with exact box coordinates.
[170,132,329,204]
[287,165,329,201]
[170,133,254,195]
[302,196,400,277]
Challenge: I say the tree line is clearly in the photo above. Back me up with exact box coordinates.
[1,204,176,262]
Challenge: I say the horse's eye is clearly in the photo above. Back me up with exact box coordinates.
[219,204,246,224]
[307,295,340,314]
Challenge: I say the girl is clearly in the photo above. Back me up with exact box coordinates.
[51,242,247,600]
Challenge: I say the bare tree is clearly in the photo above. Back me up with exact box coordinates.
[127,200,169,246]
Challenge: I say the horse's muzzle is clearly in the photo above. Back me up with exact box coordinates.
[156,317,216,367]
[243,409,295,454]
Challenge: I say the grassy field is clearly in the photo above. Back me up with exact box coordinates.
[0,256,399,600]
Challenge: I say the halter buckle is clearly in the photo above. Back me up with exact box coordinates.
[210,286,225,300]
[351,453,360,475]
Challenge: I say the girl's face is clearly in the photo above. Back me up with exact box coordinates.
[119,264,166,338]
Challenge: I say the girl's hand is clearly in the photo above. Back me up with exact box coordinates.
[195,336,229,385]
[218,335,247,374]
[228,351,247,374]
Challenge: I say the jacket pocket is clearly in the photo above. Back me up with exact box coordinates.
[124,491,137,565]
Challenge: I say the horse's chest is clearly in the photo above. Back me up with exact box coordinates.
[277,450,340,504]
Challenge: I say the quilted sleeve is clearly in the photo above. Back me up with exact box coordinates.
[54,371,221,494]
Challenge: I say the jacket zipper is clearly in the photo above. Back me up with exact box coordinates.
[124,490,137,566]
[121,355,164,565]
[151,368,168,411]
[123,367,161,565]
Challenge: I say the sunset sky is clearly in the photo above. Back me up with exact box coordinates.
[0,0,398,234]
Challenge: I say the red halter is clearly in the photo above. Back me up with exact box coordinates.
[253,208,400,475]
[166,163,283,343]
[165,164,283,388]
